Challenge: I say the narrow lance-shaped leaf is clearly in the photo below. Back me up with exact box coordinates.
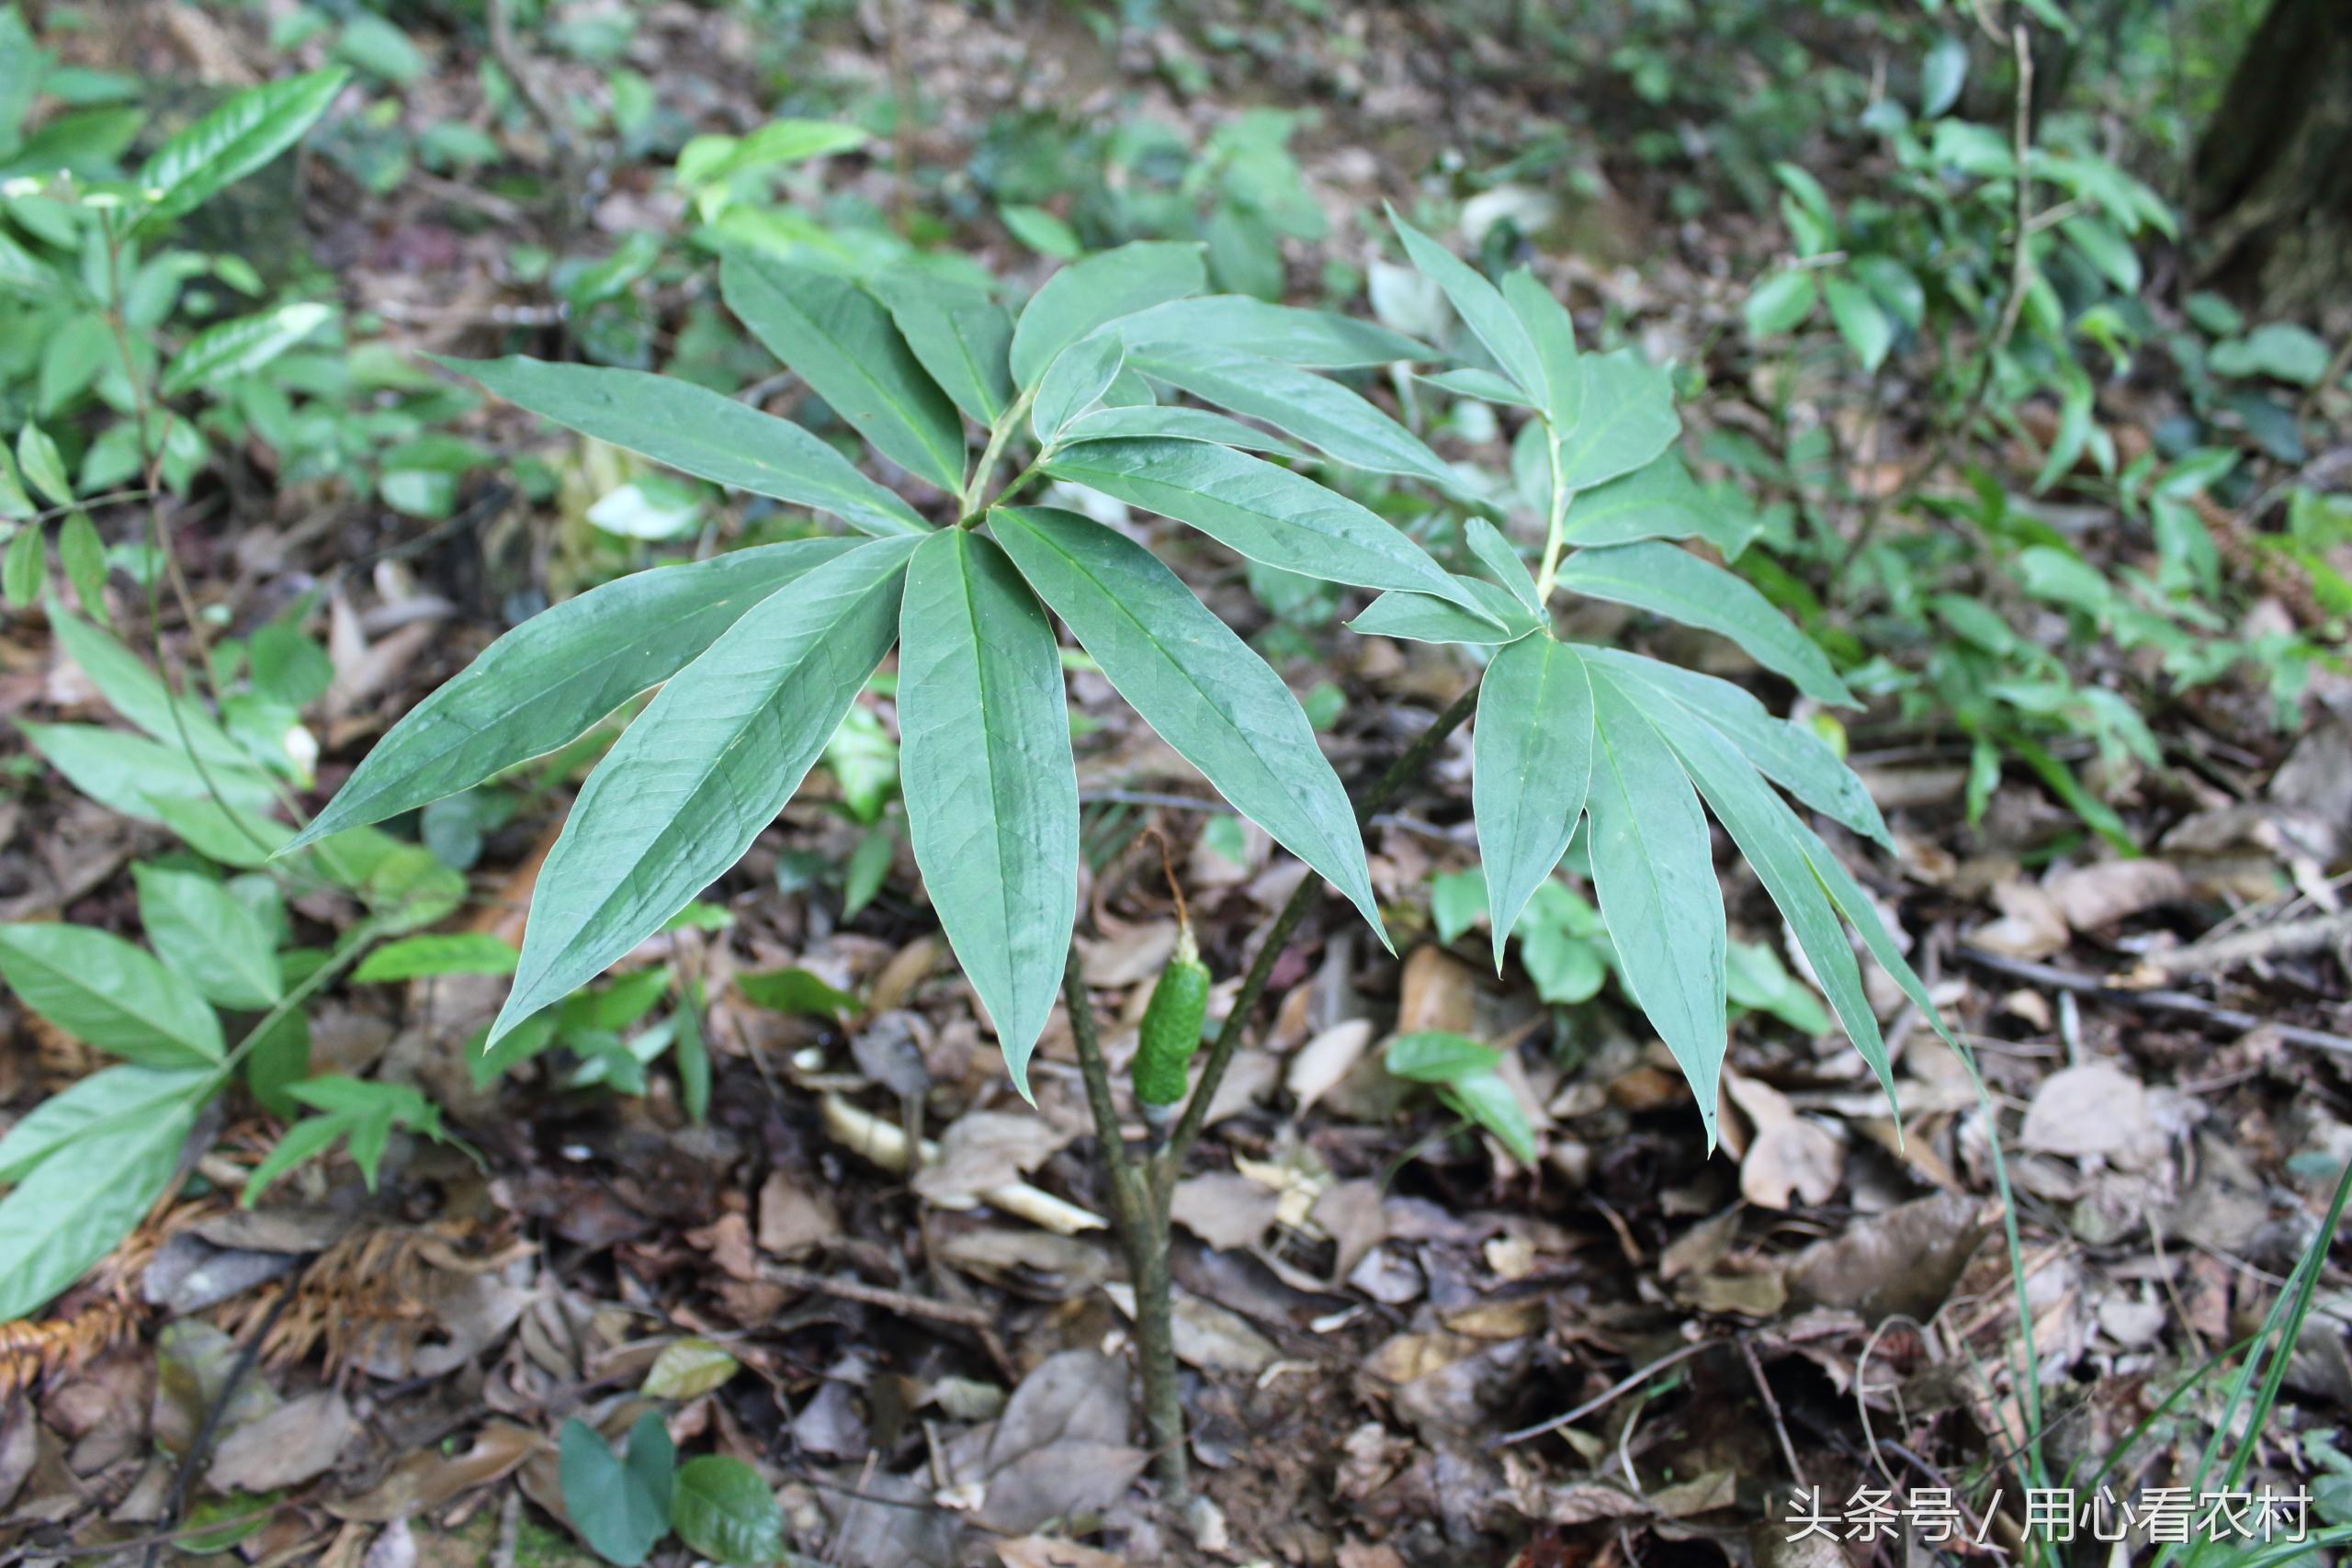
[1009,241,1206,389]
[989,506,1385,942]
[1626,670,1895,1111]
[132,68,349,234]
[1114,296,1432,367]
[161,302,334,396]
[1474,636,1595,970]
[1554,541,1856,708]
[1554,350,1681,493]
[446,357,928,538]
[290,539,860,850]
[1500,267,1582,431]
[1584,649,1889,846]
[872,273,1015,425]
[490,536,920,1041]
[1386,206,1544,396]
[0,923,223,1067]
[897,530,1079,1093]
[719,254,967,493]
[0,1108,194,1320]
[1585,680,1728,1145]
[1347,584,1539,647]
[1126,343,1461,491]
[1030,333,1125,446]
[0,1064,217,1184]
[1557,454,1723,550]
[1464,517,1539,608]
[1056,404,1306,459]
[1042,437,1493,619]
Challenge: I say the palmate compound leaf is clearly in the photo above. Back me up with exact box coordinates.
[488,535,919,1043]
[1041,437,1497,622]
[289,539,864,851]
[1008,241,1208,389]
[989,506,1384,942]
[1472,635,1594,972]
[439,357,929,539]
[897,529,1079,1095]
[1552,539,1856,709]
[1585,676,1729,1146]
[719,253,969,495]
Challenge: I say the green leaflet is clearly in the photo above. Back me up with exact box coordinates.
[1553,541,1856,708]
[20,721,277,823]
[1823,274,1894,372]
[1030,332,1125,446]
[1042,437,1489,618]
[0,923,223,1067]
[1464,517,1539,607]
[160,301,334,395]
[719,254,968,493]
[1009,241,1206,389]
[1585,679,1727,1145]
[1056,403,1306,459]
[48,606,254,777]
[1417,367,1534,407]
[1558,454,1728,551]
[1500,268,1582,430]
[0,1063,217,1184]
[0,1106,192,1320]
[447,357,928,538]
[1386,207,1544,396]
[132,68,349,234]
[1627,675,1895,1111]
[1585,649,1889,846]
[1126,343,1460,490]
[872,273,1015,424]
[1473,636,1595,970]
[990,506,1384,942]
[1114,295,1431,367]
[1554,350,1682,492]
[489,535,919,1042]
[1347,584,1539,646]
[669,1456,786,1567]
[290,539,859,850]
[133,863,283,1010]
[897,529,1079,1095]
[558,1414,673,1568]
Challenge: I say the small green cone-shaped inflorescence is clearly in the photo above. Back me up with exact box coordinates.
[1132,924,1210,1107]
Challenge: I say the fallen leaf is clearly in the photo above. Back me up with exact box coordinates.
[998,1538,1126,1568]
[1170,1172,1282,1251]
[1286,1020,1374,1113]
[206,1391,356,1493]
[1788,1191,1989,1321]
[2018,1061,2151,1159]
[2044,858,2187,931]
[912,1111,1072,1206]
[1726,1074,1844,1209]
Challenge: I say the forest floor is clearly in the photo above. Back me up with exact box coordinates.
[3,4,2350,1567]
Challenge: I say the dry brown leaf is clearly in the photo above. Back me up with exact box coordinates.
[206,1391,356,1494]
[997,1538,1126,1568]
[325,1421,539,1522]
[1788,1191,1989,1321]
[1969,879,2070,960]
[2018,1061,2153,1159]
[1312,1179,1387,1283]
[2044,858,2187,931]
[756,1170,842,1258]
[1170,1172,1281,1252]
[1725,1074,1844,1210]
[1079,921,1177,987]
[1285,1020,1374,1114]
[1395,945,1478,1035]
[911,1111,1072,1206]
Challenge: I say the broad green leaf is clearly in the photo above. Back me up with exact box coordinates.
[2,522,41,607]
[1560,454,1724,550]
[353,932,520,984]
[448,356,928,538]
[1500,268,1581,429]
[1630,674,1894,1109]
[1386,206,1543,396]
[1920,33,1969,117]
[558,1414,673,1568]
[1009,241,1205,389]
[1346,583,1538,646]
[1057,403,1306,458]
[0,1064,216,1184]
[1822,275,1894,372]
[133,69,349,234]
[1430,868,1487,944]
[899,530,1081,1092]
[48,607,253,775]
[18,720,277,822]
[737,966,858,1017]
[1553,542,1855,707]
[991,506,1383,939]
[1417,367,1536,407]
[1440,1068,1538,1162]
[1554,351,1680,492]
[1587,649,1889,846]
[1114,296,1431,367]
[1126,343,1459,490]
[154,795,295,866]
[873,273,1014,424]
[669,1455,786,1567]
[1042,437,1488,617]
[0,923,223,1066]
[490,536,919,1042]
[1745,268,1817,339]
[1385,1031,1501,1082]
[1474,636,1595,970]
[676,118,867,186]
[0,1106,191,1320]
[133,863,283,1010]
[291,539,858,850]
[1585,681,1727,1145]
[58,510,104,610]
[1030,332,1125,446]
[1464,517,1538,608]
[17,423,70,506]
[161,301,334,395]
[720,254,967,492]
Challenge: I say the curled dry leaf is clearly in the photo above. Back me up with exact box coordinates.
[2018,1060,2154,1159]
[1170,1171,1283,1251]
[1725,1073,1844,1210]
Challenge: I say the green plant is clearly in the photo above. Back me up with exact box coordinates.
[557,1411,786,1568]
[295,208,1953,1507]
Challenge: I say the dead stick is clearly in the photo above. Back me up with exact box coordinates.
[1956,946,2352,1057]
[2124,909,2352,984]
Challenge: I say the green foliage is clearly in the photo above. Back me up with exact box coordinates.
[556,1414,785,1568]
[1384,1031,1536,1162]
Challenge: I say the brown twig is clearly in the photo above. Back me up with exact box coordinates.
[1491,1338,1719,1448]
[2124,909,2352,985]
[1955,945,2352,1056]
